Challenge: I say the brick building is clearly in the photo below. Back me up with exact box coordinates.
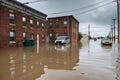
[0,0,79,48]
[47,16,79,44]
[0,0,47,48]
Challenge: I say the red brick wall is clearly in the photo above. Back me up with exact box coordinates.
[47,16,79,44]
[0,5,79,48]
[70,16,79,44]
[47,17,69,42]
[0,5,46,48]
[0,5,10,47]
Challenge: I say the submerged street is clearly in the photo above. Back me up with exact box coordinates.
[0,39,119,80]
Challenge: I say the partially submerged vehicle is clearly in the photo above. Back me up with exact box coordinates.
[101,37,112,45]
[54,36,70,45]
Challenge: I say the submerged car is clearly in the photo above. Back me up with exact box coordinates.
[54,36,70,45]
[101,37,112,45]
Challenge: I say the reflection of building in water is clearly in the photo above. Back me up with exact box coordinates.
[116,47,120,80]
[0,44,79,80]
[44,44,79,70]
[0,47,45,80]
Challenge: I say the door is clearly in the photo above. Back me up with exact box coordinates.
[37,34,40,45]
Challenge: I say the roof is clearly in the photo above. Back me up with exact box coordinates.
[0,0,47,20]
[48,15,79,23]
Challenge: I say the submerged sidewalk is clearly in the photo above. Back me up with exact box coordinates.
[116,44,120,80]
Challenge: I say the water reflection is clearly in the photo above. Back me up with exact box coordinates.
[0,43,79,80]
[101,45,112,50]
[0,40,117,80]
[54,44,70,52]
[44,43,79,70]
[116,44,120,80]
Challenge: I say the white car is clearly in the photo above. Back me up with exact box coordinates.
[101,37,112,45]
[55,36,70,45]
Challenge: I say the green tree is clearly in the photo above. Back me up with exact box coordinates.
[78,32,83,41]
[107,36,112,40]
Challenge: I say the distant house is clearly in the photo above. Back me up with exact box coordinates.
[46,15,79,44]
[0,0,47,48]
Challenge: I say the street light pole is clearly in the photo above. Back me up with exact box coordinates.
[88,24,90,40]
[111,25,113,41]
[112,19,116,43]
[117,0,120,43]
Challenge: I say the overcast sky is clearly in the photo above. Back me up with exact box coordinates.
[18,0,117,37]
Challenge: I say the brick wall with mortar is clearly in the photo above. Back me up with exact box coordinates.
[47,16,79,44]
[0,5,46,48]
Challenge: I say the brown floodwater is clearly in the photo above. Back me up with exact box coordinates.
[0,40,119,80]
[116,44,120,80]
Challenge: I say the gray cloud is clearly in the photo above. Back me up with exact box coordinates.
[18,0,117,35]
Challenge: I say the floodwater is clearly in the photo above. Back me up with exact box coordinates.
[116,43,120,80]
[0,39,119,80]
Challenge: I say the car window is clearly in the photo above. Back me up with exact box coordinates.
[56,36,64,40]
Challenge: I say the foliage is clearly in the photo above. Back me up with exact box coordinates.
[107,36,112,40]
[88,35,92,39]
[78,32,83,41]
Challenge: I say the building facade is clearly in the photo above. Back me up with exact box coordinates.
[0,0,47,48]
[47,16,79,44]
[119,4,120,44]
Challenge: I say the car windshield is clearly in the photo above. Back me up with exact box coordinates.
[103,37,110,40]
[56,36,65,40]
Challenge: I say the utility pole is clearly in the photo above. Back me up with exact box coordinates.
[117,0,120,43]
[111,25,113,41]
[88,24,90,40]
[112,19,116,43]
[88,24,90,55]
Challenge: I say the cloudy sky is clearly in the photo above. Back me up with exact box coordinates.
[18,0,117,37]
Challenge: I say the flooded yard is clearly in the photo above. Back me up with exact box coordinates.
[0,40,119,80]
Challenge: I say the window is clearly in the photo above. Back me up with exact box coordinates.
[64,20,67,27]
[56,32,59,37]
[23,32,27,40]
[37,21,40,28]
[56,21,59,28]
[22,17,26,26]
[42,23,44,28]
[42,34,45,39]
[49,32,52,39]
[49,21,52,28]
[37,21,39,26]
[31,33,34,40]
[30,19,33,27]
[64,32,67,36]
[9,13,15,24]
[10,30,15,41]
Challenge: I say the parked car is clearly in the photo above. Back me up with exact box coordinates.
[101,37,112,45]
[54,36,70,45]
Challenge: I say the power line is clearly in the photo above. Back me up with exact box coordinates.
[49,0,112,15]
[80,26,111,30]
[23,0,48,4]
[90,26,111,28]
[74,1,113,16]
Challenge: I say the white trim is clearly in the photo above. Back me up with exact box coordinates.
[30,27,34,29]
[22,26,27,28]
[9,24,16,26]
[10,41,16,43]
